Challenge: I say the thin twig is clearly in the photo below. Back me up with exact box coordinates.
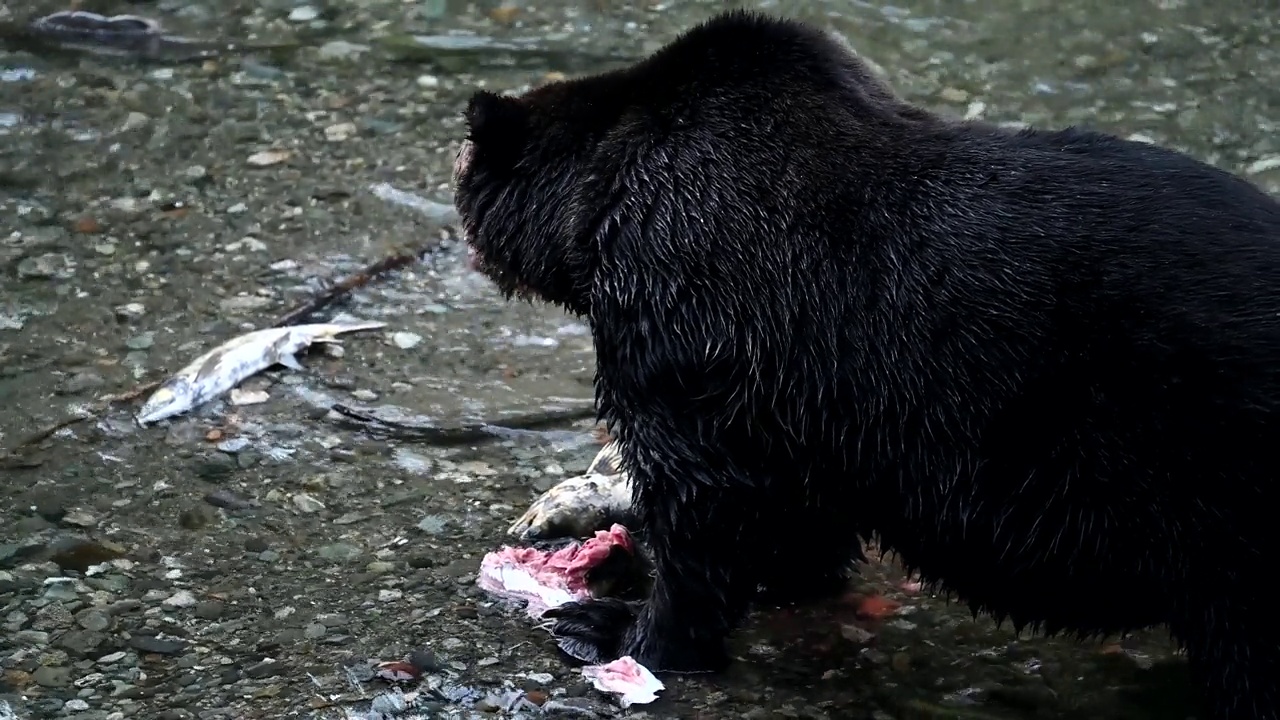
[272,248,426,328]
[329,403,598,446]
[0,380,162,465]
[272,185,458,328]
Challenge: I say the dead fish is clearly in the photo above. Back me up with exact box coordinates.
[508,441,634,540]
[136,322,386,426]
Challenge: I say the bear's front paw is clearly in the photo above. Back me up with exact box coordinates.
[544,599,729,673]
[543,598,638,665]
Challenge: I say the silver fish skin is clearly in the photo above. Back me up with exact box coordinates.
[135,321,386,426]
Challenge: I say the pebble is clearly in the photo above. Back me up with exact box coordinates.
[324,122,358,141]
[316,543,362,563]
[292,493,326,513]
[245,150,291,167]
[391,331,423,349]
[75,609,110,632]
[62,510,98,527]
[128,635,187,655]
[33,665,71,687]
[14,629,49,645]
[317,40,370,61]
[16,253,72,279]
[163,590,198,608]
[244,660,284,679]
[288,5,320,21]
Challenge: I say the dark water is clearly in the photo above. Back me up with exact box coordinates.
[1,0,1275,718]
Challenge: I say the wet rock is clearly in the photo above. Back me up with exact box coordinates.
[292,493,326,513]
[541,697,604,717]
[163,590,198,608]
[62,510,98,528]
[408,647,444,673]
[128,635,187,656]
[125,332,155,350]
[32,665,71,688]
[391,331,422,349]
[51,539,124,573]
[57,371,106,395]
[317,40,370,61]
[13,629,49,646]
[75,608,111,632]
[416,514,448,535]
[17,253,72,279]
[192,454,238,481]
[13,515,51,534]
[34,501,66,522]
[195,601,224,620]
[316,543,362,563]
[288,6,320,22]
[244,537,270,553]
[58,629,106,656]
[244,660,284,679]
[178,505,219,530]
[204,489,251,510]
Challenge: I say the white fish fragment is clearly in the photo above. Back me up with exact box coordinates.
[135,322,386,425]
[582,657,664,708]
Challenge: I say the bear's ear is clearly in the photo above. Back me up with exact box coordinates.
[464,90,530,165]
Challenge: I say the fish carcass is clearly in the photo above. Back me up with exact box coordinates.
[135,322,386,425]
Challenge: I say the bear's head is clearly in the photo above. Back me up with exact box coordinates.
[453,77,624,318]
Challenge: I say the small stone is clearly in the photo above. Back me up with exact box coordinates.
[288,5,320,21]
[366,560,395,574]
[163,590,198,608]
[194,601,224,620]
[98,651,126,664]
[317,40,370,61]
[125,331,155,350]
[75,609,110,632]
[324,122,358,141]
[939,87,969,103]
[292,493,326,513]
[204,489,251,510]
[121,112,150,131]
[408,647,443,673]
[57,371,105,395]
[61,510,98,527]
[316,543,362,563]
[33,665,71,687]
[416,515,448,535]
[246,149,291,167]
[391,331,422,349]
[16,253,71,279]
[64,698,90,712]
[303,623,326,639]
[129,635,187,655]
[245,659,284,679]
[378,589,403,602]
[245,537,270,553]
[184,165,209,182]
[14,629,50,645]
[351,388,378,401]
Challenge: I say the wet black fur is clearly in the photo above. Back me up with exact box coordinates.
[453,11,1280,719]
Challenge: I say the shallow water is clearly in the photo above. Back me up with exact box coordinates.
[1,0,1275,718]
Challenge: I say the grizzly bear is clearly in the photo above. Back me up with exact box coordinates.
[452,10,1279,719]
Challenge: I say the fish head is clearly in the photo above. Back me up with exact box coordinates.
[135,383,188,425]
